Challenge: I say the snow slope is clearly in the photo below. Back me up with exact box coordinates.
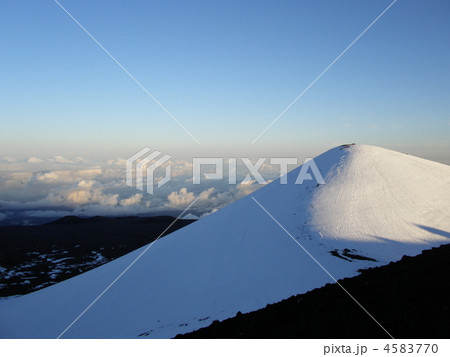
[1,144,449,338]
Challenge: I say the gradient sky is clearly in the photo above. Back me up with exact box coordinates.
[0,0,449,163]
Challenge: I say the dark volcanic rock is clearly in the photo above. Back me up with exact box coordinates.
[0,216,195,297]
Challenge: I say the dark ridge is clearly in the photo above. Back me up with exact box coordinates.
[178,243,450,339]
[45,216,84,225]
[0,215,195,297]
[45,215,187,226]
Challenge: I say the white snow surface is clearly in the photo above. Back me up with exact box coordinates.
[1,145,449,338]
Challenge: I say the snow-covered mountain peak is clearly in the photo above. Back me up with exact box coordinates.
[1,144,449,338]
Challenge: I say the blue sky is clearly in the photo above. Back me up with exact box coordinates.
[0,0,449,163]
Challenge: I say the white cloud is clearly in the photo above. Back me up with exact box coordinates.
[34,169,102,184]
[27,157,44,163]
[165,181,266,215]
[35,171,59,183]
[235,180,266,198]
[75,157,90,163]
[198,187,216,200]
[167,188,196,207]
[77,180,96,189]
[170,160,193,177]
[49,155,73,163]
[107,158,127,166]
[120,193,143,206]
[1,156,16,163]
[66,186,119,206]
[201,208,218,217]
[182,213,199,220]
[0,212,7,221]
[100,168,124,180]
[0,156,273,220]
[66,190,93,205]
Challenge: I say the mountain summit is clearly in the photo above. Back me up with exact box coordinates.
[1,144,449,338]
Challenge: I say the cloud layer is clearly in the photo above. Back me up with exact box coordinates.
[0,156,278,222]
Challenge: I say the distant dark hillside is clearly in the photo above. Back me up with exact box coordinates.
[0,216,195,297]
[178,243,450,339]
